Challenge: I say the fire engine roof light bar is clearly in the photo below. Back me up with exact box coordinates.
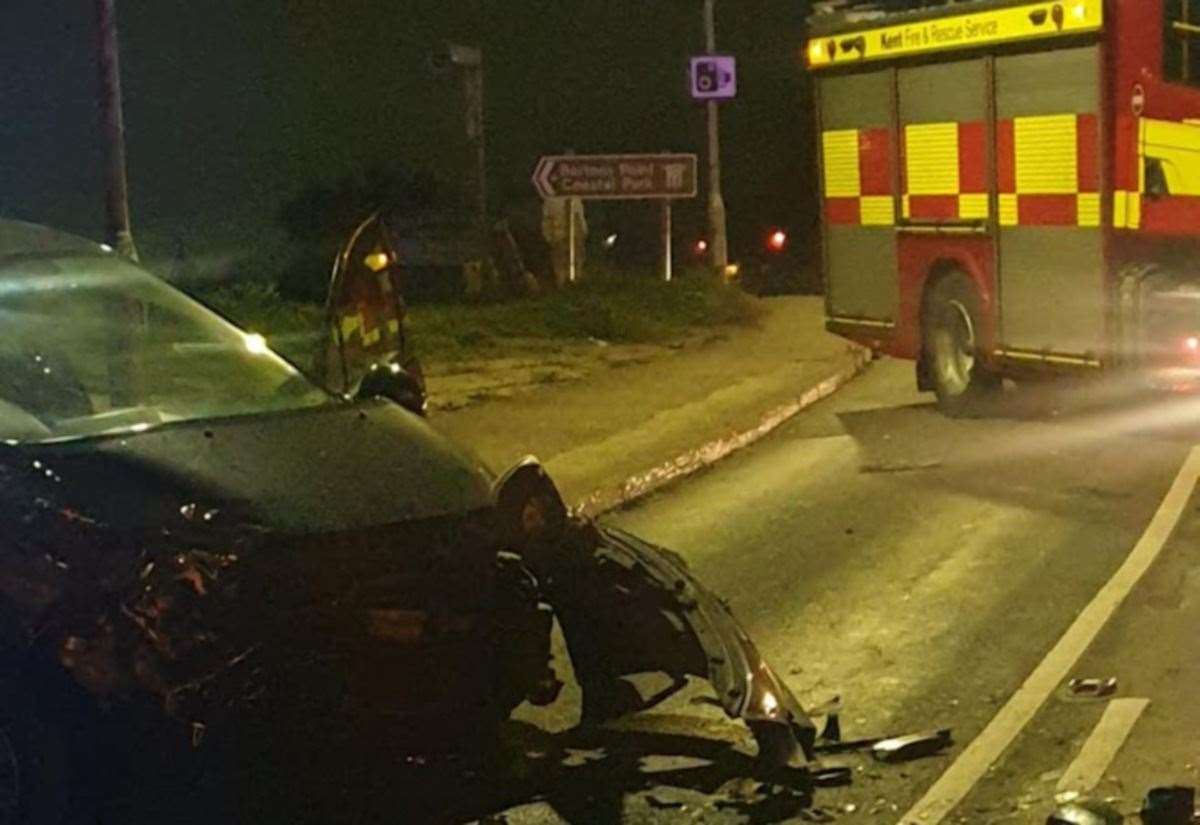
[806,0,1104,70]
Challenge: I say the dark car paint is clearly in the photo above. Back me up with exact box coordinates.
[23,400,494,534]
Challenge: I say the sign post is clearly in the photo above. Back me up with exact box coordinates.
[568,199,577,283]
[533,153,697,285]
[661,200,673,283]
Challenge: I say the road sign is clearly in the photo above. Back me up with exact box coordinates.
[531,153,698,200]
[690,55,737,101]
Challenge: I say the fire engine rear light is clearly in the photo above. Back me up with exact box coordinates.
[1072,2,1087,20]
[807,41,823,65]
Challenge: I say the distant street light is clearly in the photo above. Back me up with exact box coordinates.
[703,0,729,277]
[94,0,138,261]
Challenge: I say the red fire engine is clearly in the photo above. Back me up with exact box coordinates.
[807,0,1200,414]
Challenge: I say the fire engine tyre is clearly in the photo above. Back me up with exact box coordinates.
[923,273,999,418]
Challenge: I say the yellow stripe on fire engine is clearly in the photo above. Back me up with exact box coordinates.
[1077,193,1101,227]
[958,194,989,220]
[806,0,1103,70]
[822,129,861,198]
[1112,119,1147,229]
[999,194,1018,226]
[860,196,896,226]
[1113,191,1141,229]
[1015,114,1077,194]
[905,123,959,196]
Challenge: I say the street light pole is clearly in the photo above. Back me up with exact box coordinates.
[703,0,729,276]
[434,44,488,283]
[95,0,138,261]
[459,48,487,239]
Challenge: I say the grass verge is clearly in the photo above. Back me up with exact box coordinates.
[189,264,763,367]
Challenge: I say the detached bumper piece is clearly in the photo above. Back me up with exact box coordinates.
[533,523,817,769]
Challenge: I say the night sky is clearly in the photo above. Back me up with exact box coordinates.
[0,1,816,261]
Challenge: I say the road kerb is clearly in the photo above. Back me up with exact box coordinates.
[574,346,872,517]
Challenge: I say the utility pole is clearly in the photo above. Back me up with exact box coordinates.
[703,0,729,276]
[460,48,487,239]
[433,44,487,245]
[95,0,138,261]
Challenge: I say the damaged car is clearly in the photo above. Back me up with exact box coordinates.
[0,220,815,823]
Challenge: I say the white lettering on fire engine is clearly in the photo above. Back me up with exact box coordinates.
[880,18,1002,53]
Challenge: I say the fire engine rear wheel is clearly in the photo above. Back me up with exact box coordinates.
[924,273,998,417]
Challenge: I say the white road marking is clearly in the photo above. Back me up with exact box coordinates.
[899,445,1200,824]
[1056,698,1150,795]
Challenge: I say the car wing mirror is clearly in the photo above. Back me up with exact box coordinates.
[354,361,427,416]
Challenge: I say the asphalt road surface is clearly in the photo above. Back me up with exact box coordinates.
[459,358,1200,824]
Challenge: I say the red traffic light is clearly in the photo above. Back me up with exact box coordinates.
[695,239,709,255]
[768,230,788,252]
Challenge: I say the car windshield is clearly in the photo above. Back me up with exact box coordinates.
[0,253,329,442]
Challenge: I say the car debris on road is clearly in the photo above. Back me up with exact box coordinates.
[1141,785,1196,825]
[871,729,954,763]
[1046,797,1125,825]
[1066,677,1120,700]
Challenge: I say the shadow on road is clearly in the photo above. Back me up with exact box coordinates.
[113,717,817,825]
[368,720,814,825]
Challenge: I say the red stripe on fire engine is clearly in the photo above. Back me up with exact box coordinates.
[1018,194,1077,226]
[859,128,893,196]
[1112,114,1138,192]
[958,121,987,194]
[996,119,1016,194]
[1141,196,1200,234]
[908,195,959,220]
[825,197,861,225]
[1077,113,1099,192]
